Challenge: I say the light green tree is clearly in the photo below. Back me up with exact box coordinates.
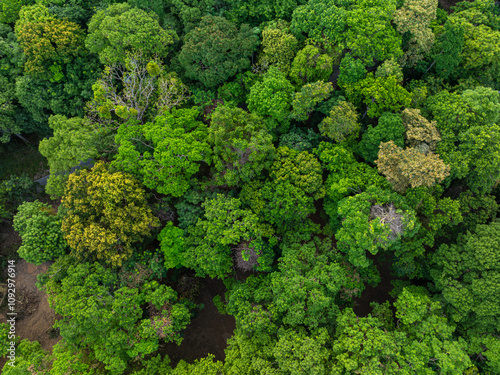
[86,3,178,65]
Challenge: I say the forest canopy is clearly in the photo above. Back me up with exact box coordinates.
[1,0,500,373]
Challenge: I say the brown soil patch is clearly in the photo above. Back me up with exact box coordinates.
[352,254,396,317]
[0,260,61,354]
[160,277,235,366]
[1,222,61,367]
[439,0,472,13]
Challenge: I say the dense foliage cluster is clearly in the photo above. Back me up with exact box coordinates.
[1,0,500,373]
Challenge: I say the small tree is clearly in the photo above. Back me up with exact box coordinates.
[289,45,333,85]
[393,0,438,66]
[259,21,298,73]
[319,101,360,143]
[290,81,333,122]
[401,108,441,149]
[247,66,295,130]
[13,201,68,265]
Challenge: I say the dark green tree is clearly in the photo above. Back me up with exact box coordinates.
[178,15,259,87]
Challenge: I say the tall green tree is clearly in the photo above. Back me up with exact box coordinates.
[86,3,178,65]
[39,115,103,198]
[289,45,333,86]
[208,105,275,187]
[336,186,419,268]
[426,86,500,193]
[61,162,160,267]
[113,108,211,198]
[178,15,259,87]
[184,194,266,278]
[247,66,295,131]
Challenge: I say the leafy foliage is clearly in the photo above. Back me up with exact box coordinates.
[290,81,333,122]
[346,73,412,118]
[319,100,360,143]
[289,45,333,86]
[15,4,85,75]
[178,15,259,87]
[40,257,191,374]
[13,200,68,264]
[247,66,295,130]
[184,194,265,278]
[39,115,101,198]
[357,112,406,164]
[61,162,159,267]
[86,3,178,65]
[376,141,451,193]
[113,108,211,198]
[208,105,275,186]
[336,186,419,268]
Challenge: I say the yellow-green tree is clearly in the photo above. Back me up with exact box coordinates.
[393,0,438,67]
[401,108,441,149]
[376,141,450,193]
[15,4,85,75]
[61,162,159,267]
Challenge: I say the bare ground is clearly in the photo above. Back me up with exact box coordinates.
[160,276,235,366]
[0,223,61,368]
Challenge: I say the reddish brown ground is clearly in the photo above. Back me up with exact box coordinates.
[0,224,61,369]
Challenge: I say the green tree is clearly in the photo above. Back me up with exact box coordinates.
[344,0,402,65]
[393,0,438,66]
[336,186,420,268]
[13,200,67,264]
[431,222,500,345]
[426,86,500,193]
[319,100,360,143]
[270,237,363,329]
[289,45,333,86]
[86,3,178,65]
[61,162,160,267]
[0,24,38,143]
[357,112,406,164]
[432,18,465,79]
[0,0,34,24]
[225,0,298,24]
[184,194,265,278]
[375,58,403,83]
[40,257,191,374]
[247,66,295,130]
[315,142,388,229]
[337,54,367,88]
[332,288,472,373]
[290,0,347,46]
[113,108,211,198]
[15,4,85,75]
[38,115,103,198]
[172,354,224,375]
[274,327,331,375]
[208,105,275,187]
[290,81,333,122]
[346,73,412,118]
[178,15,259,87]
[258,20,298,73]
